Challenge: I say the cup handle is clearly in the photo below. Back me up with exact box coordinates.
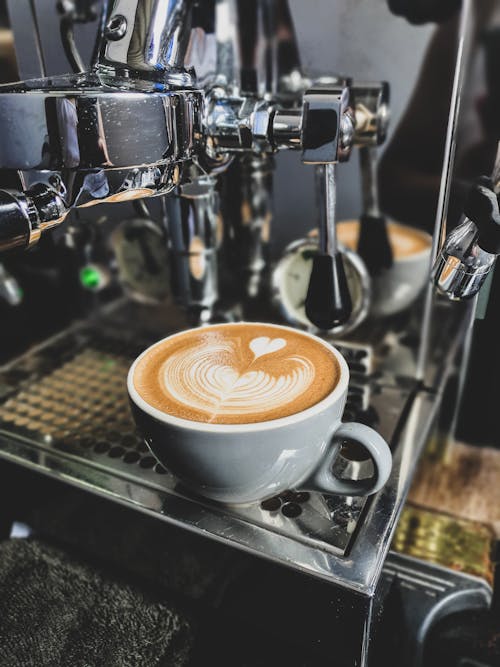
[303,422,392,497]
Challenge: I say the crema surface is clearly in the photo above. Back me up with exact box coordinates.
[133,323,340,424]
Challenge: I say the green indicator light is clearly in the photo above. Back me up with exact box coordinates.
[80,266,101,290]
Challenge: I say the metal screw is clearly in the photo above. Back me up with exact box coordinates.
[105,14,127,41]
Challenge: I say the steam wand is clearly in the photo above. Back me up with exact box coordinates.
[432,176,500,300]
[305,163,353,330]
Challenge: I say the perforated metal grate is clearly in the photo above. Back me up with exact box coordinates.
[0,343,172,475]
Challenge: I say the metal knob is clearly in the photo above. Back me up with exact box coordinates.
[306,252,353,330]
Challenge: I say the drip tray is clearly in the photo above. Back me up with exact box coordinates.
[0,325,391,558]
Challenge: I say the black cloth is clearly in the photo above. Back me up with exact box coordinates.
[0,538,193,667]
[24,486,241,603]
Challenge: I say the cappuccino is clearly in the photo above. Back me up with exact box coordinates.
[132,323,340,425]
[338,220,430,260]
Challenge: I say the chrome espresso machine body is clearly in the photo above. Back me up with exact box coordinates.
[0,1,493,665]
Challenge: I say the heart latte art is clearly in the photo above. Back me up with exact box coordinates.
[132,323,340,424]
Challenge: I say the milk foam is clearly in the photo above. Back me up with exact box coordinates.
[133,323,340,425]
[161,337,315,422]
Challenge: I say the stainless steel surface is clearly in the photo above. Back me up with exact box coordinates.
[0,71,202,247]
[421,298,474,393]
[203,0,304,154]
[1,0,205,249]
[213,0,304,97]
[219,154,274,304]
[0,0,204,252]
[164,176,220,320]
[6,0,46,79]
[382,552,492,667]
[97,0,196,87]
[299,78,390,332]
[0,75,201,171]
[430,0,474,266]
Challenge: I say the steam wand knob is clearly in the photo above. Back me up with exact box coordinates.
[305,164,353,329]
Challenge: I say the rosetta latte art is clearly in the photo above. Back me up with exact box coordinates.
[133,323,340,424]
[161,336,316,422]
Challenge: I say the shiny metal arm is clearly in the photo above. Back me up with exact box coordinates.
[0,184,68,251]
[0,0,389,259]
[163,170,221,323]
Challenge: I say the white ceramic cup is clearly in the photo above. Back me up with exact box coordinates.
[127,323,392,505]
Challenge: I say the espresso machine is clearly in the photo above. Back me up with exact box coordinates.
[0,1,496,665]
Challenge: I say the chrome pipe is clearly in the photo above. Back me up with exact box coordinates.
[163,176,221,320]
[416,0,474,381]
[219,154,274,302]
[96,0,196,87]
[214,0,304,98]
